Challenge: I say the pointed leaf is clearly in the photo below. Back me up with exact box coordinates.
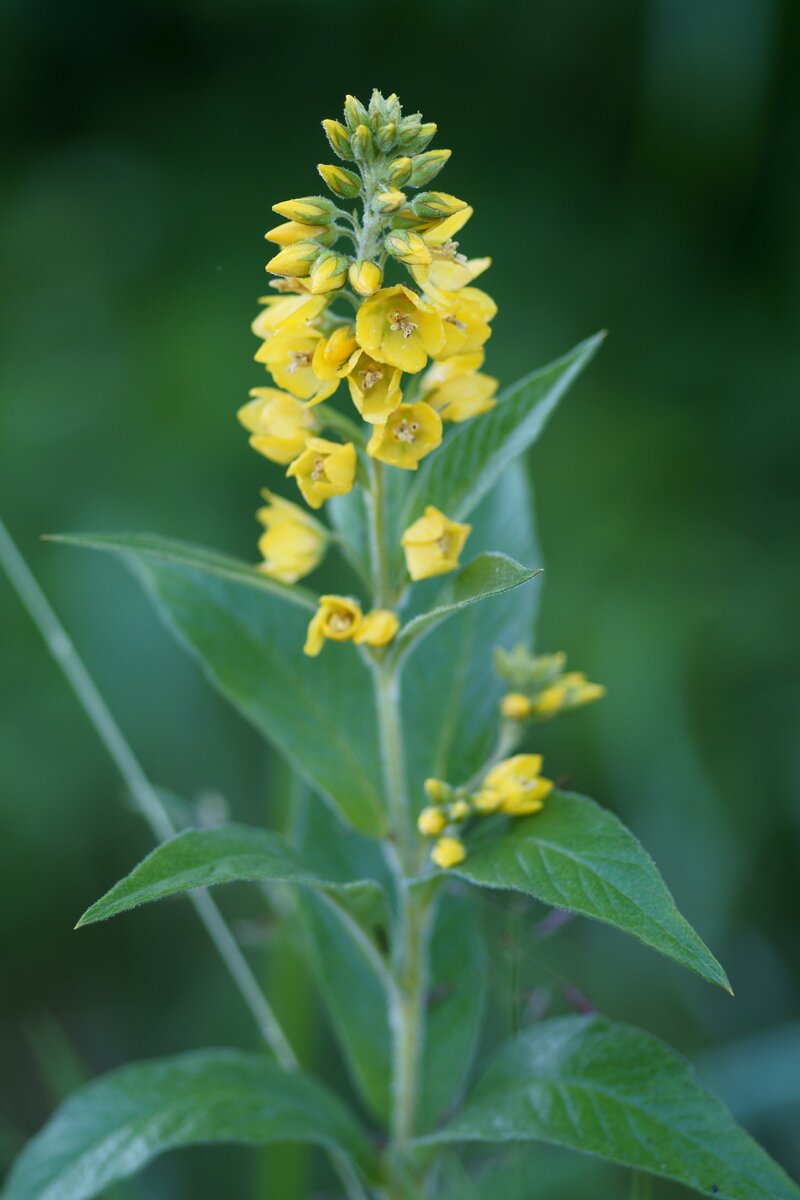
[2,1049,377,1200]
[454,791,730,991]
[77,823,386,927]
[51,533,386,837]
[419,1015,800,1200]
[393,553,541,664]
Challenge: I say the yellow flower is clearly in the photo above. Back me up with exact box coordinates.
[366,402,442,469]
[401,505,471,580]
[437,287,497,359]
[265,221,334,247]
[426,371,498,422]
[346,349,403,424]
[431,835,466,869]
[353,608,400,647]
[426,254,491,291]
[238,388,316,465]
[304,594,362,657]
[265,240,323,278]
[500,692,533,720]
[255,330,338,403]
[483,754,554,816]
[255,490,327,583]
[251,293,328,338]
[286,437,357,509]
[312,327,359,382]
[356,285,445,374]
[417,806,447,837]
[349,260,383,297]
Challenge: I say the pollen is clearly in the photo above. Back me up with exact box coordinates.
[394,420,419,443]
[389,311,418,338]
[310,456,327,481]
[287,351,313,373]
[360,366,384,390]
[328,612,354,634]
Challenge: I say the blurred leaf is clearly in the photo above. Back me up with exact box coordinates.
[392,554,541,664]
[420,1015,800,1200]
[1,1049,377,1200]
[23,1012,87,1107]
[455,790,730,991]
[400,332,604,530]
[54,533,386,837]
[76,823,386,927]
[327,487,371,583]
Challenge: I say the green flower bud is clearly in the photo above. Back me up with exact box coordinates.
[373,188,406,215]
[308,250,349,294]
[375,121,397,153]
[368,88,390,130]
[271,196,336,225]
[385,229,432,267]
[386,156,413,186]
[408,149,451,187]
[351,123,375,162]
[385,92,402,123]
[411,191,467,219]
[344,94,369,130]
[322,118,353,161]
[317,163,361,199]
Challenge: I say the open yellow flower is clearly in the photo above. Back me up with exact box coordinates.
[425,255,491,292]
[353,609,400,647]
[304,595,363,656]
[255,491,327,583]
[366,402,442,469]
[483,754,554,816]
[355,285,445,374]
[401,506,471,580]
[238,388,316,465]
[436,287,497,359]
[256,330,338,403]
[346,349,403,424]
[286,437,357,509]
[426,371,498,422]
[251,293,328,339]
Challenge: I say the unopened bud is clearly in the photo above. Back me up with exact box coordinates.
[373,189,406,215]
[344,94,369,131]
[351,123,374,161]
[384,93,402,123]
[348,260,383,297]
[375,121,397,152]
[266,239,322,277]
[396,116,422,148]
[448,799,471,822]
[417,806,447,837]
[424,778,453,805]
[265,221,335,247]
[322,118,354,160]
[368,88,390,129]
[272,196,336,225]
[386,156,413,186]
[307,251,349,294]
[500,692,533,720]
[385,229,432,267]
[408,149,451,187]
[317,163,361,199]
[412,191,467,220]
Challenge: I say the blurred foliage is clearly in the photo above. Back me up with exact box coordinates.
[1,0,798,1195]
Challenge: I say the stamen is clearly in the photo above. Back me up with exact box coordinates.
[445,315,467,331]
[394,420,419,444]
[328,612,353,633]
[360,366,384,390]
[389,310,418,339]
[436,535,451,553]
[286,350,313,374]
[310,456,327,481]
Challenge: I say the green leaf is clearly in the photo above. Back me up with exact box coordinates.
[328,488,371,583]
[419,1015,800,1200]
[1,1049,377,1200]
[76,823,385,927]
[392,554,542,664]
[455,790,730,991]
[53,532,386,837]
[400,332,604,530]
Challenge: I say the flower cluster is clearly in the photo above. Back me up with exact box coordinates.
[417,754,555,868]
[495,646,606,722]
[238,90,497,654]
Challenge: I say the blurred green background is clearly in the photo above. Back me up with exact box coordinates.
[2,0,799,1195]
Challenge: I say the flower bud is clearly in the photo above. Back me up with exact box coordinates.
[373,189,406,215]
[424,778,453,805]
[344,94,369,130]
[375,121,397,152]
[368,88,390,129]
[431,836,466,870]
[348,259,383,297]
[385,93,402,123]
[386,156,413,186]
[411,191,467,220]
[408,149,451,187]
[266,239,323,277]
[272,196,336,225]
[385,229,432,268]
[265,221,335,247]
[412,122,438,153]
[317,163,361,199]
[448,799,471,822]
[417,806,447,837]
[307,251,349,294]
[321,118,353,160]
[351,123,374,161]
[500,692,533,720]
[396,116,422,147]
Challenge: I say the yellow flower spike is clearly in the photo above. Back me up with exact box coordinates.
[412,192,468,221]
[408,149,451,187]
[265,221,335,247]
[321,118,353,160]
[353,608,400,647]
[346,349,403,424]
[472,789,503,813]
[287,437,357,509]
[307,252,349,295]
[266,240,323,278]
[431,835,466,870]
[303,594,363,657]
[317,163,362,199]
[255,330,337,403]
[348,260,383,297]
[417,807,447,837]
[238,388,316,465]
[356,285,445,373]
[255,490,327,584]
[366,402,442,470]
[483,754,554,816]
[251,293,328,338]
[272,196,336,225]
[424,778,452,804]
[448,799,471,822]
[426,371,498,423]
[385,230,433,269]
[500,692,533,720]
[401,505,471,580]
[437,287,497,359]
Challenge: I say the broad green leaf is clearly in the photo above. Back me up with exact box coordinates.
[54,532,386,837]
[392,554,542,664]
[403,462,542,800]
[455,790,730,991]
[400,332,604,531]
[76,823,385,927]
[419,1015,800,1200]
[1,1049,377,1200]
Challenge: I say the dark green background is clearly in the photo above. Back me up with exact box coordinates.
[2,0,798,1195]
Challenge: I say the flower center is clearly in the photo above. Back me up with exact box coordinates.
[310,456,327,481]
[393,419,419,444]
[439,239,468,264]
[436,535,451,554]
[389,311,418,339]
[328,611,354,633]
[360,365,384,390]
[287,350,313,374]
